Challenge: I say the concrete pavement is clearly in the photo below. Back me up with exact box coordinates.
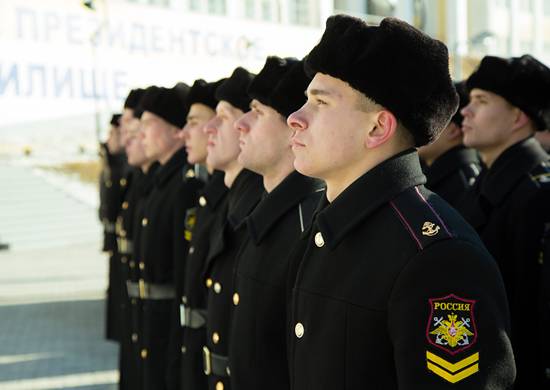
[0,161,119,389]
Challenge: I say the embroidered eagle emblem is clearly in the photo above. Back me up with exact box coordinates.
[429,313,474,348]
[426,294,477,355]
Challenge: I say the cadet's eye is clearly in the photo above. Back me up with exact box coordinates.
[316,98,327,106]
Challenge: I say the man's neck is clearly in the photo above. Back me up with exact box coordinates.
[262,160,295,193]
[141,161,152,173]
[325,145,410,202]
[158,142,184,165]
[223,160,244,188]
[480,131,534,168]
[423,141,462,167]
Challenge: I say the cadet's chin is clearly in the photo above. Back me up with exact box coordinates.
[293,157,315,178]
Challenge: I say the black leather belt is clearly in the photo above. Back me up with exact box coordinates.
[180,304,207,329]
[117,237,133,255]
[126,280,175,299]
[203,346,230,377]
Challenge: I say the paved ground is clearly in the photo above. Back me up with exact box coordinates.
[0,161,119,389]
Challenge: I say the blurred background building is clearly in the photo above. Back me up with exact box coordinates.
[1,0,549,157]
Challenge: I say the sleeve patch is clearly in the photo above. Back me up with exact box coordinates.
[426,294,477,355]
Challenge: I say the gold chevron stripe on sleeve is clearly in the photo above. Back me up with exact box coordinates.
[426,351,479,373]
[427,361,479,383]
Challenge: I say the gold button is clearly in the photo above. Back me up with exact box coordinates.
[214,282,222,294]
[205,278,213,288]
[216,381,224,390]
[142,218,148,226]
[314,232,325,247]
[181,296,187,304]
[140,348,148,359]
[212,332,220,344]
[129,261,136,269]
[181,346,187,354]
[120,178,127,186]
[139,262,145,270]
[232,293,240,306]
[295,322,304,338]
[199,196,207,207]
[186,169,195,178]
[189,246,195,254]
[122,201,129,210]
[132,333,138,342]
[121,256,127,264]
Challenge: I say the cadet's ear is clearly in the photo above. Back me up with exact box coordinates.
[446,122,462,141]
[512,109,532,131]
[365,110,398,149]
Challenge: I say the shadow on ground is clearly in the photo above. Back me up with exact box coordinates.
[0,299,118,388]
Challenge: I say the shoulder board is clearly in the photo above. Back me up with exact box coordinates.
[389,186,453,251]
[529,160,550,185]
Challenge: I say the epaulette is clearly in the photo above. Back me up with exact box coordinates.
[529,160,550,185]
[389,186,453,251]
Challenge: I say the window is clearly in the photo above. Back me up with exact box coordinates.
[186,0,226,15]
[127,0,170,6]
[208,0,226,15]
[289,0,311,25]
[243,0,280,23]
[244,0,255,18]
[520,0,533,12]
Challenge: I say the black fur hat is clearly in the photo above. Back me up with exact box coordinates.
[466,54,550,130]
[134,86,159,119]
[450,81,468,126]
[215,67,255,112]
[173,82,190,103]
[248,56,310,117]
[124,88,145,110]
[187,78,226,110]
[304,15,458,147]
[110,113,121,127]
[139,86,188,128]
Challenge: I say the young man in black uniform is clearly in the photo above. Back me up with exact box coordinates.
[459,54,550,389]
[229,57,323,390]
[419,81,481,208]
[201,68,264,390]
[100,110,129,343]
[285,15,515,389]
[174,78,227,390]
[115,102,159,390]
[134,85,203,390]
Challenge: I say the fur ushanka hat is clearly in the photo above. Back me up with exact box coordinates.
[466,54,550,130]
[305,15,459,147]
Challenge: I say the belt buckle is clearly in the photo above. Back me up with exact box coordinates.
[202,346,211,375]
[117,238,125,253]
[138,279,148,299]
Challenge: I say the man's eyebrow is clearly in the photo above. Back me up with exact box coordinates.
[470,92,487,99]
[307,88,333,97]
